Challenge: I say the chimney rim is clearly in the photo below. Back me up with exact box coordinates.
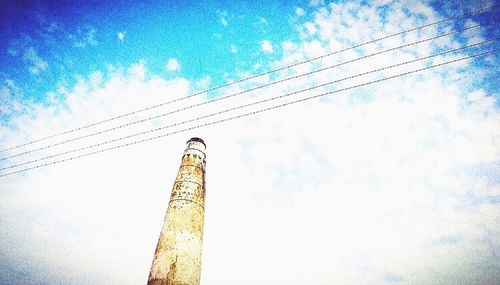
[187,137,206,148]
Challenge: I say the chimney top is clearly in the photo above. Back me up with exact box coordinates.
[187,137,206,148]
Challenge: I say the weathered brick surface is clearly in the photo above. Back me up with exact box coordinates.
[148,139,206,285]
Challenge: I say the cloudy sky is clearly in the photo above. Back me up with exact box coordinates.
[0,0,499,284]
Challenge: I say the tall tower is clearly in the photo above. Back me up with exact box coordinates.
[148,137,207,285]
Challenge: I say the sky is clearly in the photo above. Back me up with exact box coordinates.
[0,0,499,284]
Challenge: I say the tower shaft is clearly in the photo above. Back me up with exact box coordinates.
[148,138,207,285]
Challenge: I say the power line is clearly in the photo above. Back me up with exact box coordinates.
[1,47,497,177]
[2,40,492,171]
[0,40,495,171]
[1,4,496,154]
[0,23,489,161]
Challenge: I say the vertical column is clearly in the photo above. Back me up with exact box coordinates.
[148,137,207,285]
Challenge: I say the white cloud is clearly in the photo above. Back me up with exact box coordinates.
[129,60,147,80]
[118,31,126,42]
[261,40,273,53]
[166,58,180,72]
[69,26,98,48]
[7,46,19,57]
[23,46,48,75]
[0,66,193,284]
[256,16,268,25]
[47,22,58,33]
[310,0,325,6]
[220,17,228,27]
[1,1,499,285]
[7,34,32,58]
[304,22,317,35]
[86,28,97,46]
[230,44,238,53]
[295,7,305,16]
[194,75,211,91]
[282,41,296,51]
[217,10,228,27]
[0,79,25,116]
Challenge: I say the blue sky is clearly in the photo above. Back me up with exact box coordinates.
[1,0,497,108]
[0,0,499,284]
[1,0,305,105]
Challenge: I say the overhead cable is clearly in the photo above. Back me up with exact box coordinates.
[0,23,489,161]
[0,4,496,154]
[1,47,497,177]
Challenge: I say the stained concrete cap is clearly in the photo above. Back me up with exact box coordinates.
[187,137,205,146]
[187,137,206,151]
